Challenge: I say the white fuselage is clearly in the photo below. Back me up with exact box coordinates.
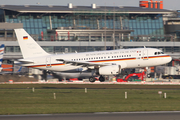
[21,48,172,72]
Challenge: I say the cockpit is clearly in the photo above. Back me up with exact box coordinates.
[154,52,164,55]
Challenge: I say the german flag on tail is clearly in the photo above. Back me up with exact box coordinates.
[23,36,28,40]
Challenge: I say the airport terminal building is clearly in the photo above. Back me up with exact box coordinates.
[0,3,179,63]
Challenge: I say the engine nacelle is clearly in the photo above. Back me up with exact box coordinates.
[99,65,121,75]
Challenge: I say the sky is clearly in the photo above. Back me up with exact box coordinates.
[0,0,180,10]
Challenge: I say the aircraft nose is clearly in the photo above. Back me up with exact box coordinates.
[167,55,172,63]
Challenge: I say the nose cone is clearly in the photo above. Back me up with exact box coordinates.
[166,55,172,63]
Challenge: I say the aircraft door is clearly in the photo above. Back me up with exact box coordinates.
[136,50,141,67]
[143,49,148,60]
[46,57,51,68]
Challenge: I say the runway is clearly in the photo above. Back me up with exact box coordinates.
[1,111,180,120]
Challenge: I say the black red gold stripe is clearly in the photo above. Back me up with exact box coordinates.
[26,55,171,68]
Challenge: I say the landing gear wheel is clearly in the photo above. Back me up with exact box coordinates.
[89,77,96,82]
[99,75,105,82]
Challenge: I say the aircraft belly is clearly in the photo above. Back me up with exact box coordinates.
[56,72,92,79]
[51,65,81,71]
[25,64,81,72]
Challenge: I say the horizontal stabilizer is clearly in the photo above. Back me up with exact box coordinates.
[17,59,34,64]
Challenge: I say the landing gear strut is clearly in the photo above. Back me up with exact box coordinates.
[42,70,47,81]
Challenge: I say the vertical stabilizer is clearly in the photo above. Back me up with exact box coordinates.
[14,29,49,59]
[0,44,4,72]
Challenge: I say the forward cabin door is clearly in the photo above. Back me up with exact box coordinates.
[136,50,141,67]
[46,57,51,68]
[143,49,148,60]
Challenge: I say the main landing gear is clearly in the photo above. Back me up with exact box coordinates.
[89,76,96,82]
[99,75,105,82]
[89,75,105,82]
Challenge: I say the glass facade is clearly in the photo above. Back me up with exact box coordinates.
[2,9,164,39]
[0,7,174,56]
[5,46,108,53]
[0,9,5,22]
[5,45,180,53]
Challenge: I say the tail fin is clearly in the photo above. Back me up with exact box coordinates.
[14,29,49,59]
[0,44,4,59]
[17,66,22,72]
[0,44,5,65]
[0,44,4,72]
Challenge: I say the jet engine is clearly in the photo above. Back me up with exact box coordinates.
[99,65,121,75]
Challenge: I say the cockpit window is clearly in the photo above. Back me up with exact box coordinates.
[154,51,164,55]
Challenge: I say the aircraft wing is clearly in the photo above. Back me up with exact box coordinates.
[17,59,34,64]
[56,59,109,68]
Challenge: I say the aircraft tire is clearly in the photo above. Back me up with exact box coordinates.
[99,75,105,82]
[89,77,96,82]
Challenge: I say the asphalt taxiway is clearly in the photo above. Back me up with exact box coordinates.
[1,111,180,120]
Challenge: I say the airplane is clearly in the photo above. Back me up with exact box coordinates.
[0,44,5,72]
[14,28,172,82]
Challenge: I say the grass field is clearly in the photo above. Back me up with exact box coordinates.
[0,84,180,115]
